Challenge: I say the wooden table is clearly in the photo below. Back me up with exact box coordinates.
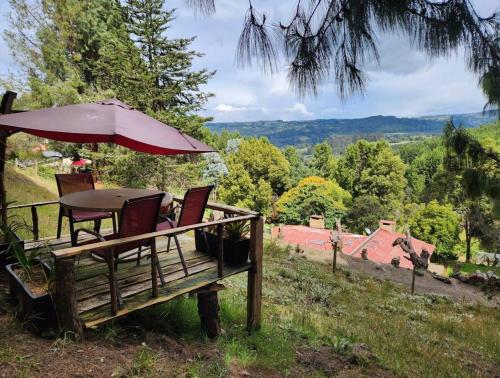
[60,188,173,213]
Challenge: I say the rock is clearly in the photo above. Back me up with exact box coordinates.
[486,271,496,279]
[391,256,400,268]
[431,273,452,284]
[348,343,376,365]
[361,248,368,260]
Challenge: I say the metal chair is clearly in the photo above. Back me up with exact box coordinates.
[55,173,116,246]
[154,185,214,277]
[74,193,165,315]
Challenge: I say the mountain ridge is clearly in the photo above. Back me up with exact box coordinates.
[206,111,497,147]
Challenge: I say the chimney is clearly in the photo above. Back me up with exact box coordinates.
[309,214,325,229]
[379,220,396,232]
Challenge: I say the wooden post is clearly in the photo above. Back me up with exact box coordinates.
[332,241,338,273]
[216,224,224,278]
[197,283,224,338]
[31,205,39,240]
[411,268,416,295]
[150,238,158,298]
[0,91,17,230]
[54,257,83,339]
[247,216,263,332]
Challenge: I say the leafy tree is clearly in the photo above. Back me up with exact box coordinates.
[406,147,444,202]
[345,195,390,234]
[440,122,500,261]
[283,146,310,188]
[218,162,255,210]
[202,153,228,187]
[336,140,406,212]
[409,201,461,258]
[276,176,351,229]
[310,141,336,180]
[5,0,145,107]
[226,137,290,195]
[106,150,203,193]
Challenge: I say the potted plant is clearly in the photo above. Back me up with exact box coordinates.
[0,220,25,269]
[195,220,251,266]
[5,239,55,331]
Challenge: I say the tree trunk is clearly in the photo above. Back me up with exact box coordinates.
[465,218,471,263]
[55,257,83,339]
[197,284,224,338]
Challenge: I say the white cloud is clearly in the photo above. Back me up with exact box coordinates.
[287,103,313,117]
[2,0,495,122]
[215,104,248,112]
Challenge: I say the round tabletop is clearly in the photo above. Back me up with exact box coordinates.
[59,188,173,212]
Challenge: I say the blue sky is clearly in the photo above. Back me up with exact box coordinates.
[0,0,498,122]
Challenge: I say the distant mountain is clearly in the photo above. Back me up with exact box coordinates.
[206,111,497,147]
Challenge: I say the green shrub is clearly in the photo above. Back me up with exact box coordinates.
[275,176,351,228]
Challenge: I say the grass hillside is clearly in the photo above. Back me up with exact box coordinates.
[5,165,111,240]
[5,165,60,240]
[1,242,498,377]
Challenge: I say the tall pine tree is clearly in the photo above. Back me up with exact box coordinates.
[126,0,214,138]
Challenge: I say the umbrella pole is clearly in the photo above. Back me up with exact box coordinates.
[0,91,17,230]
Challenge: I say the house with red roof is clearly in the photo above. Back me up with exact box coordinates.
[271,220,435,270]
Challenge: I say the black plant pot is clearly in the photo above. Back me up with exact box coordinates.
[6,261,56,332]
[194,229,250,266]
[0,233,24,270]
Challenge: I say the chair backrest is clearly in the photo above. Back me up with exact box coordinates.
[115,193,165,255]
[55,173,95,197]
[177,186,214,228]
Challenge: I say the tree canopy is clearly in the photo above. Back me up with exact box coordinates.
[409,200,461,257]
[276,176,351,228]
[226,137,290,195]
[335,140,407,211]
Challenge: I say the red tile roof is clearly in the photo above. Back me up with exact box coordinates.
[346,228,435,269]
[271,223,435,269]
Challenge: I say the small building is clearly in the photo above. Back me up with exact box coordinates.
[271,220,435,270]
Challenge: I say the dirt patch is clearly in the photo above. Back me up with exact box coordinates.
[342,255,498,307]
[296,346,394,378]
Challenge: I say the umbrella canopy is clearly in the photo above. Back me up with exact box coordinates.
[0,99,214,155]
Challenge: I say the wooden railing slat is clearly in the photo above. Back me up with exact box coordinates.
[2,200,59,210]
[52,213,258,259]
[172,195,259,216]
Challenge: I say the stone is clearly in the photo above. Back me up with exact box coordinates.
[349,343,375,365]
[361,248,368,260]
[391,256,400,268]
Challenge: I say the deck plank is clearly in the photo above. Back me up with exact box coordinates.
[75,249,209,292]
[77,260,218,313]
[77,255,212,302]
[26,232,252,328]
[81,263,252,328]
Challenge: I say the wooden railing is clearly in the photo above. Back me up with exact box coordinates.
[50,200,263,338]
[2,200,59,240]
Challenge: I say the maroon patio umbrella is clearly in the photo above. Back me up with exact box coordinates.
[0,99,214,155]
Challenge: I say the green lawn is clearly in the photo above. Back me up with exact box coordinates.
[2,241,498,376]
[460,262,500,276]
[95,243,499,377]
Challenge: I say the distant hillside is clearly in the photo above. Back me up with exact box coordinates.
[206,111,497,147]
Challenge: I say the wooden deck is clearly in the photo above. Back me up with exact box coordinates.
[28,232,252,328]
[15,198,263,337]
